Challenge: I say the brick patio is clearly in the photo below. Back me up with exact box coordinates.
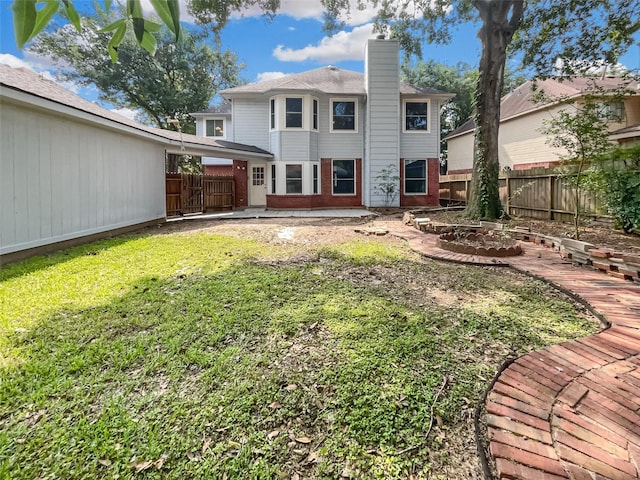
[384,221,640,480]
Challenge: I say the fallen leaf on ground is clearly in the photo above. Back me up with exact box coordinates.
[295,436,312,444]
[267,430,280,440]
[285,384,298,391]
[268,401,282,409]
[202,437,212,453]
[132,460,153,473]
[97,459,111,467]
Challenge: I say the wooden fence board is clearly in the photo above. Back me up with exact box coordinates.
[165,173,234,217]
[439,168,607,221]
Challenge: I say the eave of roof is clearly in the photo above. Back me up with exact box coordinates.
[0,65,272,160]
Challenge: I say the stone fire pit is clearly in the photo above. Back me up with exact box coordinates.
[436,231,523,257]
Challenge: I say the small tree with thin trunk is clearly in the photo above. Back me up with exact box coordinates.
[539,95,614,240]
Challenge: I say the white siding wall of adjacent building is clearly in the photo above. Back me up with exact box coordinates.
[364,38,400,207]
[446,132,475,172]
[231,99,270,151]
[499,107,566,168]
[1,101,165,256]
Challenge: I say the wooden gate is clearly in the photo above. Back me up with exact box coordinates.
[166,173,234,217]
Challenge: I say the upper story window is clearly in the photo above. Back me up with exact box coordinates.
[597,101,625,122]
[270,99,275,129]
[206,119,224,137]
[313,99,318,130]
[331,99,357,132]
[285,98,303,128]
[403,99,430,133]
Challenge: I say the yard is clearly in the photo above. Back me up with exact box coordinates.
[0,217,599,479]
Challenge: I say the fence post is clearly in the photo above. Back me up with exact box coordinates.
[548,175,553,220]
[505,171,511,217]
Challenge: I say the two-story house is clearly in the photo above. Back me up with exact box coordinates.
[445,77,640,174]
[192,36,453,209]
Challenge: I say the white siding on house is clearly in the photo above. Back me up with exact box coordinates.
[400,99,440,159]
[231,98,270,150]
[1,101,165,256]
[365,38,400,207]
[316,96,364,159]
[279,131,318,162]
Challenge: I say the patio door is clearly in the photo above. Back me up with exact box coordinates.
[250,164,267,206]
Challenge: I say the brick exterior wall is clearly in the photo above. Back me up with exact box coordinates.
[204,165,233,176]
[399,158,440,207]
[266,158,363,209]
[232,160,248,208]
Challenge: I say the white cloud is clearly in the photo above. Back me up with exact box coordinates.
[288,26,296,31]
[111,107,141,121]
[0,53,81,92]
[231,0,378,25]
[273,23,374,63]
[256,71,289,82]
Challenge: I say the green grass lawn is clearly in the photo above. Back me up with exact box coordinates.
[0,226,598,479]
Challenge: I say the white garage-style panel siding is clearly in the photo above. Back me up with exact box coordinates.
[1,101,166,256]
[446,132,474,173]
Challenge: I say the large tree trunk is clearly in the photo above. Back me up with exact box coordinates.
[466,0,524,220]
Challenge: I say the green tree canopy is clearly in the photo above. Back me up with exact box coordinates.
[28,7,243,134]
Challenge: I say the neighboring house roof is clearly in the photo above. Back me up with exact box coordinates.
[609,123,640,142]
[221,66,453,98]
[191,102,232,117]
[445,76,639,140]
[0,64,272,159]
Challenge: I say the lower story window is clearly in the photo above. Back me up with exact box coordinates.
[271,164,276,193]
[286,164,302,194]
[312,164,319,194]
[404,159,427,194]
[332,159,355,195]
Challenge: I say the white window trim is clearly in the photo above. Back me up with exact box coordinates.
[402,99,431,134]
[330,98,358,133]
[331,159,356,196]
[403,159,428,195]
[205,118,226,139]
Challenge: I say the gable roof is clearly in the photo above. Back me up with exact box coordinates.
[0,64,272,159]
[445,76,639,140]
[221,66,452,98]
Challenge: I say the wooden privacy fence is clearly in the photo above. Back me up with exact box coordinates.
[166,173,235,217]
[439,167,607,222]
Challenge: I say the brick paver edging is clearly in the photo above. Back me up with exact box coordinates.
[382,222,640,480]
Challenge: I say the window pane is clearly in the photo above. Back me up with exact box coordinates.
[405,180,426,193]
[286,98,303,128]
[332,101,355,130]
[405,102,428,131]
[206,119,223,137]
[404,160,426,194]
[406,102,427,115]
[313,99,318,130]
[313,164,319,194]
[405,159,426,179]
[286,165,302,194]
[332,159,355,194]
[271,164,276,193]
[270,99,275,129]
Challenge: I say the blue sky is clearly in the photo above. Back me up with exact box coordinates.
[2,0,639,118]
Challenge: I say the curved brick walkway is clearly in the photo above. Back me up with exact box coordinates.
[382,221,640,480]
